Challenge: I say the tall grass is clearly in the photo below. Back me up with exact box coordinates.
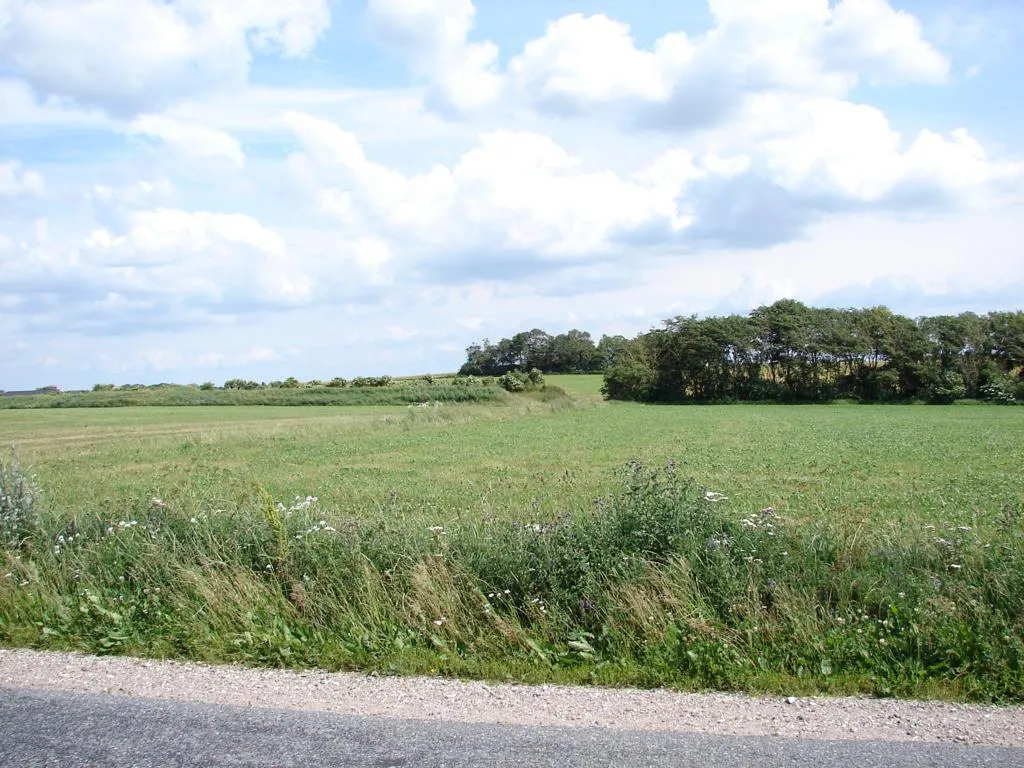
[2,457,1021,701]
[0,385,504,409]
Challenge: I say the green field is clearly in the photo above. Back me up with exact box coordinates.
[2,382,1023,700]
[4,382,1019,532]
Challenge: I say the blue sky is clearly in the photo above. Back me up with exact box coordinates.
[1,0,1022,389]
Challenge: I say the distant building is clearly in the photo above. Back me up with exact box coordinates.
[0,386,62,397]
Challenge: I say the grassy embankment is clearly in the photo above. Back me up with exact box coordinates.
[2,377,1022,701]
[0,383,503,409]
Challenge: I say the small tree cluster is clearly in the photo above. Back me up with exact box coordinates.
[602,301,1024,404]
[461,329,627,375]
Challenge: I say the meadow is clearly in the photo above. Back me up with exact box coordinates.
[2,376,1022,700]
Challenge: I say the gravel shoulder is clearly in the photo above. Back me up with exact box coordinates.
[2,648,1022,748]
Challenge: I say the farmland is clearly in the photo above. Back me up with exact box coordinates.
[2,376,1023,701]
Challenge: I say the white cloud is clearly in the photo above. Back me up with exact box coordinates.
[366,0,501,114]
[285,112,701,256]
[128,115,246,167]
[391,0,949,125]
[284,108,1020,260]
[0,160,44,196]
[824,0,950,84]
[0,0,331,115]
[1,207,313,340]
[754,97,1021,204]
[509,14,690,109]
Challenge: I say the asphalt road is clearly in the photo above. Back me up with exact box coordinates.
[2,687,1022,768]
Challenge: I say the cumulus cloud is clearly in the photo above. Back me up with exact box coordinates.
[0,160,44,197]
[285,111,700,257]
[1,206,314,336]
[127,115,246,167]
[366,0,502,114]
[370,0,949,125]
[284,109,1020,261]
[749,96,1021,205]
[0,0,331,115]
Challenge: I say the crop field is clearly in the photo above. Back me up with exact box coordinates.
[2,376,1023,701]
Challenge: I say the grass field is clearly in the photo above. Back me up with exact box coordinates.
[2,380,1023,700]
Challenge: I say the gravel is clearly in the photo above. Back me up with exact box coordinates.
[2,648,1022,748]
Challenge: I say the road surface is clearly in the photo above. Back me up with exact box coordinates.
[3,687,1022,768]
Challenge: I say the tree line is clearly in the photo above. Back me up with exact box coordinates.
[463,301,1024,404]
[459,329,629,375]
[604,300,1024,403]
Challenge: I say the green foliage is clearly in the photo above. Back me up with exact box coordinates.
[351,376,393,388]
[601,301,1024,404]
[499,370,545,393]
[462,329,605,376]
[224,379,261,390]
[2,458,1022,700]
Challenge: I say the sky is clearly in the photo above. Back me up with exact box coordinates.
[1,0,1023,390]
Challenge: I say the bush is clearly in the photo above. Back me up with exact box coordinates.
[979,373,1018,404]
[223,379,261,390]
[326,378,348,388]
[351,376,393,388]
[926,373,967,404]
[499,372,526,392]
[499,370,544,393]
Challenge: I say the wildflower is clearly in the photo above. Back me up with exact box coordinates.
[149,497,165,508]
[704,491,728,503]
[427,526,445,534]
[949,564,963,570]
[433,617,447,627]
[189,517,198,524]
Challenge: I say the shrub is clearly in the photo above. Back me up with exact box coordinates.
[979,373,1018,404]
[926,373,967,404]
[499,372,526,392]
[223,379,261,390]
[326,377,348,388]
[0,453,39,549]
[351,376,393,388]
[499,370,545,393]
